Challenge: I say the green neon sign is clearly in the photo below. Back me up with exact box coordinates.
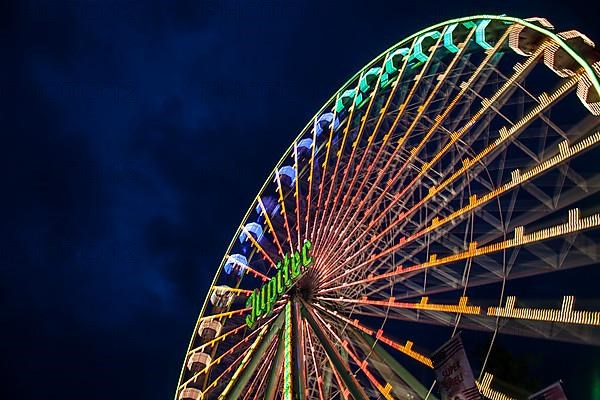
[245,240,313,328]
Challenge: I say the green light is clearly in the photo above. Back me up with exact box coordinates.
[475,19,493,50]
[593,369,600,399]
[284,302,292,400]
[443,23,460,53]
[246,240,313,328]
[359,67,381,93]
[410,30,442,63]
[384,48,409,74]
[381,48,409,88]
[335,89,356,113]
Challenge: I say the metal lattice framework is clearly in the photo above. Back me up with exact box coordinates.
[175,15,600,400]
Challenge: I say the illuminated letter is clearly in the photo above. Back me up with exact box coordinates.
[302,240,313,267]
[258,285,268,317]
[282,254,291,286]
[291,250,302,279]
[276,268,285,295]
[267,278,277,315]
[245,290,257,328]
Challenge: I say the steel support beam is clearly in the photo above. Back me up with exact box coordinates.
[293,300,307,400]
[222,310,285,400]
[356,330,438,400]
[265,329,286,400]
[300,301,369,400]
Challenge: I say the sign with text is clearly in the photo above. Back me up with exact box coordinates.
[528,381,568,400]
[245,240,313,328]
[432,334,481,400]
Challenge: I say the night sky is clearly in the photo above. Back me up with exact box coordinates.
[2,1,599,399]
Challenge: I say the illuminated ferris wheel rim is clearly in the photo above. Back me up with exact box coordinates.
[207,13,600,298]
[177,13,600,400]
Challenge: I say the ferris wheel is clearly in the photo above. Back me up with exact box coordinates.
[175,15,600,400]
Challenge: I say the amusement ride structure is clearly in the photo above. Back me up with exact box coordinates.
[175,15,600,399]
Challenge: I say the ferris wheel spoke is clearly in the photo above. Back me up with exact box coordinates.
[366,143,600,287]
[257,196,285,258]
[217,307,286,400]
[318,48,428,257]
[353,294,600,345]
[320,206,600,298]
[302,302,371,400]
[321,27,478,256]
[318,27,516,272]
[339,336,395,400]
[324,54,509,271]
[478,174,600,249]
[328,54,491,262]
[312,47,420,279]
[189,322,249,356]
[319,72,582,288]
[303,120,318,242]
[322,67,540,279]
[197,307,252,323]
[329,363,350,400]
[242,338,279,400]
[325,292,600,331]
[331,78,539,281]
[318,295,481,317]
[350,329,438,400]
[390,235,595,306]
[181,317,270,391]
[313,302,433,368]
[199,344,253,397]
[293,142,304,251]
[239,225,279,273]
[313,74,367,257]
[316,28,452,268]
[313,39,443,268]
[321,131,600,292]
[309,97,341,246]
[360,60,506,248]
[318,41,421,258]
[209,286,253,296]
[274,169,297,253]
[488,295,600,327]
[363,234,599,303]
[319,69,388,257]
[397,132,599,256]
[309,90,364,253]
[305,321,327,400]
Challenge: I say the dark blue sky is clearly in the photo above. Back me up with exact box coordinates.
[2,1,598,399]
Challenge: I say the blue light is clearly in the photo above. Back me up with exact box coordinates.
[239,222,264,243]
[314,112,339,136]
[278,165,296,185]
[297,138,313,151]
[224,253,247,276]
